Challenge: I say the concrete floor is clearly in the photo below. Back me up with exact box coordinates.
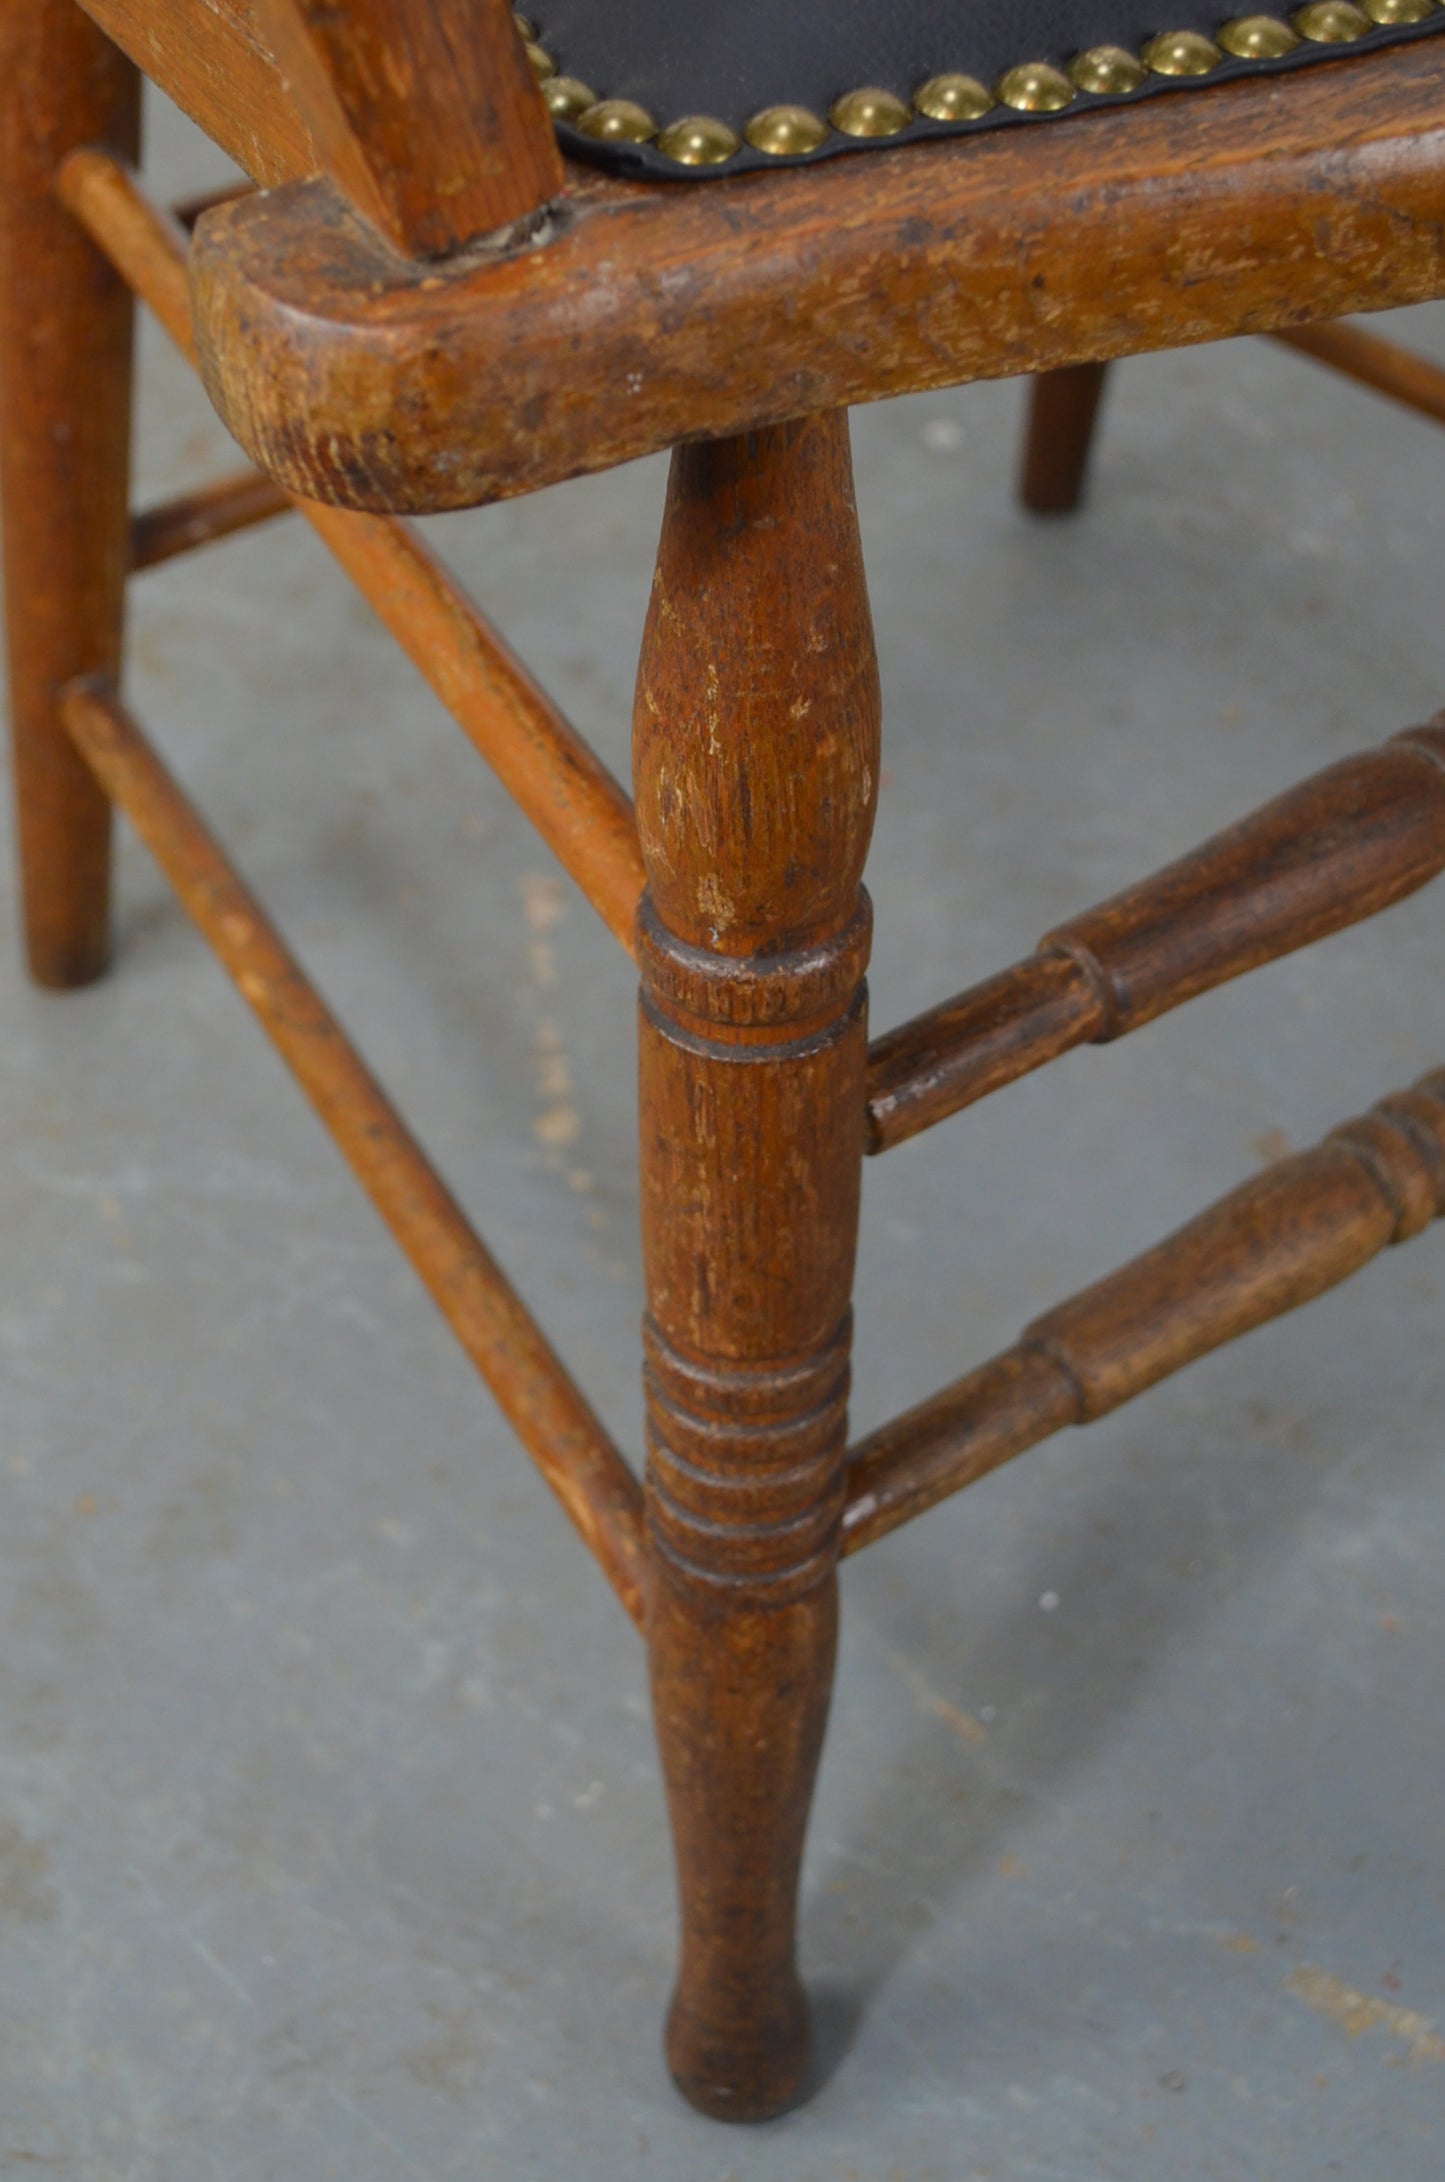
[2,93,1444,2181]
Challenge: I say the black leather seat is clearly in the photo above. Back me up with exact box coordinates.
[519,0,1443,178]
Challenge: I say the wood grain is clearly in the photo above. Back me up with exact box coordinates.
[845,1069,1445,1552]
[61,677,647,1626]
[189,43,1445,513]
[78,0,315,184]
[0,0,139,986]
[867,721,1445,1151]
[250,0,561,254]
[635,417,879,2118]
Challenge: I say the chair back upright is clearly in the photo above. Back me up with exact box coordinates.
[73,0,561,248]
[251,0,562,253]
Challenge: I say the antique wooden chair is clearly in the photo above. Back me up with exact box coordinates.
[4,0,1445,2124]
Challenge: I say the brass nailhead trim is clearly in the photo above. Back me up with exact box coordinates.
[1142,28,1224,71]
[996,61,1075,111]
[744,105,830,157]
[656,115,742,166]
[1218,13,1302,54]
[829,86,912,137]
[533,7,1435,170]
[913,73,995,122]
[575,98,657,145]
[542,75,597,122]
[1292,0,1373,32]
[1068,44,1149,94]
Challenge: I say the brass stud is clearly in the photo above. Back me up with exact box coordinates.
[525,40,556,81]
[829,86,912,138]
[1291,0,1371,33]
[743,104,829,156]
[543,75,597,122]
[1068,44,1148,95]
[657,114,741,166]
[996,61,1075,112]
[1359,0,1435,20]
[1217,13,1302,54]
[1141,28,1223,72]
[575,98,657,145]
[513,12,537,38]
[912,73,994,123]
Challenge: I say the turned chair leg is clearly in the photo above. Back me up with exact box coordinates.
[1019,362,1111,517]
[632,413,881,2121]
[0,0,139,987]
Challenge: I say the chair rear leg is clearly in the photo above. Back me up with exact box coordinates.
[634,413,880,2120]
[0,0,139,987]
[1019,362,1110,517]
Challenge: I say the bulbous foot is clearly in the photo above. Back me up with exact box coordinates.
[665,1973,811,2122]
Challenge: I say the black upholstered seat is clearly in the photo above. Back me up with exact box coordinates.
[522,0,1444,179]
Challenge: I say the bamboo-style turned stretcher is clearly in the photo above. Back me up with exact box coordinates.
[52,146,1445,1631]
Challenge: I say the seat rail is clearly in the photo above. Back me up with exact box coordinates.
[186,42,1445,512]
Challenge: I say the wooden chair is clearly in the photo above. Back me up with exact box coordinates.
[4,0,1445,2123]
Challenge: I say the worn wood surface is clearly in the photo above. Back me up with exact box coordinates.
[58,151,647,951]
[1020,363,1110,516]
[867,720,1445,1152]
[60,677,648,1625]
[77,0,315,183]
[189,43,1445,513]
[635,416,879,2118]
[846,1069,1445,1552]
[0,0,139,987]
[250,0,560,254]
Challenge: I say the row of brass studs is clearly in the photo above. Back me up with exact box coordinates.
[515,3,1436,166]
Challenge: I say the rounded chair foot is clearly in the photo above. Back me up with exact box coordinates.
[27,940,111,992]
[665,1977,811,2122]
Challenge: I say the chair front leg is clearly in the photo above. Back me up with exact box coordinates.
[633,414,881,2120]
[0,0,139,987]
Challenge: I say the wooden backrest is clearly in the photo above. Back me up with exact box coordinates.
[78,0,562,249]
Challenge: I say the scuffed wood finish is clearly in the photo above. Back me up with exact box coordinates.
[1020,363,1110,515]
[250,0,561,254]
[78,0,315,184]
[845,1068,1445,1552]
[131,465,293,570]
[0,0,139,987]
[189,43,1445,513]
[635,416,879,2118]
[867,719,1445,1152]
[1271,318,1445,429]
[61,678,647,1626]
[57,152,647,951]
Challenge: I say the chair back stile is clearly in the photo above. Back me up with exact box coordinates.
[76,0,562,246]
[250,0,563,253]
[77,0,316,183]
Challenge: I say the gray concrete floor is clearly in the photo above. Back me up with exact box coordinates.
[2,92,1444,2180]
